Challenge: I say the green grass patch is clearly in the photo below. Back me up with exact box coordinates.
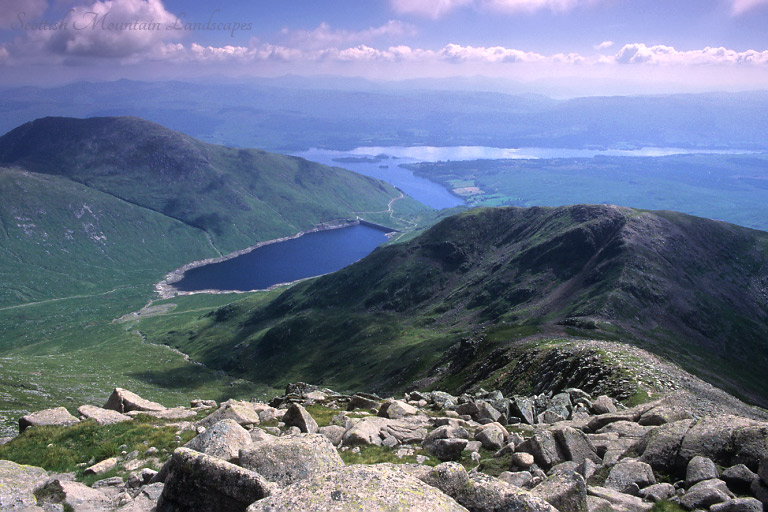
[650,501,686,512]
[0,417,194,476]
[304,404,344,428]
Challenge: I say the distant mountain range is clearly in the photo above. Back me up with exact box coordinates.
[151,205,768,407]
[1,80,767,151]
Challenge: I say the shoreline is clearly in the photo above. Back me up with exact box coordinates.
[155,218,396,299]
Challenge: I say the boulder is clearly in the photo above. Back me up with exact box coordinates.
[128,407,197,420]
[342,417,388,447]
[281,404,318,434]
[500,471,534,488]
[430,391,458,410]
[750,478,768,507]
[587,486,652,511]
[84,457,118,476]
[537,410,566,424]
[423,425,470,449]
[680,478,735,510]
[0,459,48,511]
[604,460,656,493]
[421,462,557,512]
[475,422,507,451]
[520,430,566,469]
[513,452,536,470]
[382,417,430,445]
[595,421,650,439]
[78,405,132,426]
[378,400,419,419]
[43,479,116,511]
[592,396,617,415]
[318,425,346,446]
[157,447,275,512]
[104,388,165,413]
[638,405,693,426]
[249,427,276,444]
[678,416,761,468]
[239,434,343,487]
[116,483,165,512]
[184,419,252,463]
[512,397,537,425]
[531,470,586,512]
[198,401,261,430]
[475,401,503,423]
[247,464,467,511]
[555,426,601,465]
[710,498,764,512]
[733,426,768,469]
[722,464,757,492]
[638,483,676,502]
[430,438,468,462]
[347,394,380,411]
[191,399,218,408]
[19,407,79,432]
[686,455,719,488]
[639,419,696,471]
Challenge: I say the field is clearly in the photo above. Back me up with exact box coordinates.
[406,153,768,232]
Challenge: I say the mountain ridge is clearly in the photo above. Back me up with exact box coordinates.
[145,204,768,407]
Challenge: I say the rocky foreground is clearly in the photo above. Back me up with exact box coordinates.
[3,384,768,511]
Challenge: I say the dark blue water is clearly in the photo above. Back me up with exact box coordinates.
[174,224,390,292]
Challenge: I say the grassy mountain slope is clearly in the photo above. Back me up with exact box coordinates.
[0,116,426,308]
[0,116,429,433]
[144,205,768,406]
[0,117,423,255]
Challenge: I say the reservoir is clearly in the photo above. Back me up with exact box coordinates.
[173,223,391,292]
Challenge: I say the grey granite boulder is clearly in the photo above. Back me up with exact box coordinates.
[605,460,656,493]
[587,486,652,511]
[422,462,557,512]
[281,403,318,434]
[238,434,343,487]
[710,497,764,512]
[638,483,676,502]
[197,401,261,430]
[104,388,165,414]
[686,455,719,488]
[247,464,467,511]
[430,438,468,461]
[531,470,586,512]
[0,460,48,511]
[184,419,253,463]
[157,447,275,512]
[19,407,79,433]
[78,404,132,426]
[475,422,507,451]
[639,418,696,471]
[378,399,419,419]
[680,478,735,510]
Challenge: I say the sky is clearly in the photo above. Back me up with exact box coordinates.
[1,0,768,94]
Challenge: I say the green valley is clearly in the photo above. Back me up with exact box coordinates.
[0,116,429,435]
[137,205,768,408]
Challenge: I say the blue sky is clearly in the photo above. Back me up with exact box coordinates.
[1,0,767,94]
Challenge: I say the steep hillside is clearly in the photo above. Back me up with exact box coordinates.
[0,117,424,307]
[0,117,421,255]
[146,205,768,405]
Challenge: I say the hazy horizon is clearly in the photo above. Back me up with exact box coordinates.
[1,0,768,95]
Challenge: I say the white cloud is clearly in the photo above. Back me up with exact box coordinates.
[390,0,600,17]
[283,20,415,49]
[1,0,48,25]
[28,0,180,58]
[439,43,545,63]
[389,0,472,18]
[613,43,768,65]
[481,0,599,13]
[595,40,614,50]
[730,0,768,15]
